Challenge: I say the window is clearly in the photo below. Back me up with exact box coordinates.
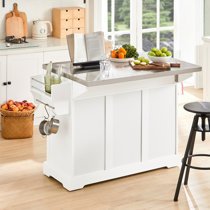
[105,0,174,53]
[107,0,131,47]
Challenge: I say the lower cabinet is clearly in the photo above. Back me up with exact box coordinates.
[71,85,177,176]
[0,49,70,126]
[106,91,142,169]
[7,53,43,102]
[142,85,176,161]
[0,56,7,106]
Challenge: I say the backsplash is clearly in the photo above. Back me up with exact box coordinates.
[0,0,85,39]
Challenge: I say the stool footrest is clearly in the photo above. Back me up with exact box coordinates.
[195,124,210,132]
[183,154,210,170]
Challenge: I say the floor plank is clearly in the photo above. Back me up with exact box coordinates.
[0,87,208,210]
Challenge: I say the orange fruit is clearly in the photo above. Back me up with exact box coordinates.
[118,52,125,59]
[119,48,127,56]
[112,50,116,54]
[111,53,117,58]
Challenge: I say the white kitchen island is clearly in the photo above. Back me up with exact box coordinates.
[31,60,201,191]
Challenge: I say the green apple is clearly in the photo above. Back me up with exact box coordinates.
[161,47,167,53]
[145,59,150,64]
[166,51,172,57]
[151,48,158,53]
[134,60,141,65]
[148,52,156,56]
[161,53,167,57]
[138,57,145,62]
[155,50,162,56]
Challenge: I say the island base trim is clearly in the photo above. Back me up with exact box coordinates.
[43,155,179,191]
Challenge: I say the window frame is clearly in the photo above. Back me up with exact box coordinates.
[96,0,178,57]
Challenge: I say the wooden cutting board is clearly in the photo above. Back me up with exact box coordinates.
[6,3,28,37]
[129,61,171,71]
[6,12,24,38]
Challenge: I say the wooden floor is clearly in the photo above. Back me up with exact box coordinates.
[0,86,209,210]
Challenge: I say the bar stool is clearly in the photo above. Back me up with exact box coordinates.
[174,102,210,201]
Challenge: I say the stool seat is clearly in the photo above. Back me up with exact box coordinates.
[184,102,210,114]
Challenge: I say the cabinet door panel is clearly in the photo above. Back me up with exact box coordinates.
[142,85,176,161]
[0,56,7,104]
[106,92,142,168]
[7,53,43,102]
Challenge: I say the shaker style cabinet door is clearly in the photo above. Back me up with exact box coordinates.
[142,85,176,161]
[7,53,43,102]
[106,91,142,169]
[0,56,7,105]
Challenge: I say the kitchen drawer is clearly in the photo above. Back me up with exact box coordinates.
[73,18,85,28]
[73,27,85,34]
[60,9,73,19]
[61,19,73,28]
[60,28,73,38]
[53,7,85,39]
[72,8,85,18]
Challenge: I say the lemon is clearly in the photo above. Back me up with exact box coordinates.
[134,60,141,65]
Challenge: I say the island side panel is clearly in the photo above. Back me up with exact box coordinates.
[73,96,105,176]
[142,85,177,162]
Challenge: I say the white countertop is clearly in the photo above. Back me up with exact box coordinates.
[0,37,68,56]
[202,36,210,43]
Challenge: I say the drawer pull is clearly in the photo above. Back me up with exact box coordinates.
[78,9,80,11]
[66,29,68,31]
[78,18,80,21]
[66,19,68,21]
[7,81,11,85]
[3,82,7,86]
[66,10,68,12]
[78,28,80,30]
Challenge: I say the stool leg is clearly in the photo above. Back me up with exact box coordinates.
[202,116,206,141]
[184,130,196,185]
[174,115,198,201]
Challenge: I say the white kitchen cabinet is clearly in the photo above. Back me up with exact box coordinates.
[43,50,70,64]
[7,53,43,102]
[106,92,142,169]
[142,85,176,161]
[0,56,7,105]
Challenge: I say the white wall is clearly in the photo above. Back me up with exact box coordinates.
[178,0,204,88]
[0,0,85,39]
[178,0,204,64]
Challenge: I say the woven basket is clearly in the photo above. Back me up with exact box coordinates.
[0,108,35,139]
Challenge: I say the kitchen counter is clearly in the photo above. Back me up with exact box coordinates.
[202,36,210,43]
[44,59,201,87]
[0,37,68,55]
[31,59,202,191]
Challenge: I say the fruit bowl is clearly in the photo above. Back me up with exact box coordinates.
[110,57,133,63]
[148,55,172,63]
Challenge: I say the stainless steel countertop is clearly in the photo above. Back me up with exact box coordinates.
[43,59,202,87]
